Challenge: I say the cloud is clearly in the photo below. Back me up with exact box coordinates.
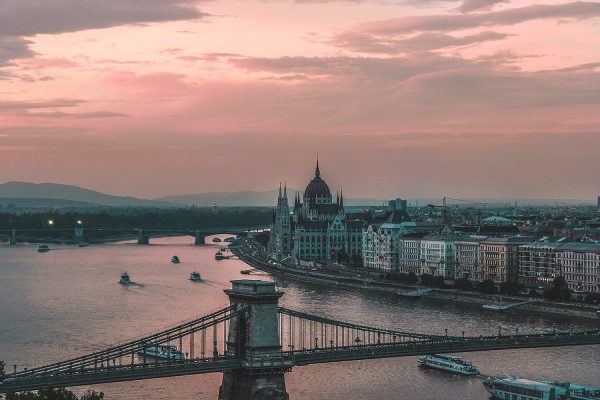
[0,0,205,68]
[25,111,128,119]
[333,30,509,54]
[0,99,84,111]
[0,0,204,37]
[0,37,35,66]
[356,1,600,34]
[458,0,509,13]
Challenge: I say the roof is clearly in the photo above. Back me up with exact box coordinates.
[483,216,513,223]
[304,160,332,200]
[557,242,600,253]
[482,236,533,245]
[387,209,412,224]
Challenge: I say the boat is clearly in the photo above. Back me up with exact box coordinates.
[37,244,50,253]
[119,272,131,285]
[417,354,479,375]
[224,237,235,242]
[190,271,202,282]
[171,255,180,264]
[483,372,600,400]
[78,242,90,247]
[215,251,226,260]
[137,343,185,360]
[212,238,222,243]
[241,269,252,275]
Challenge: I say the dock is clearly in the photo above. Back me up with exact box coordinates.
[482,298,537,311]
[398,288,434,298]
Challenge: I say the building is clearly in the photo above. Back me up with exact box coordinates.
[269,160,365,263]
[479,236,532,284]
[454,236,488,281]
[397,232,428,275]
[518,242,561,289]
[555,243,600,293]
[419,234,457,278]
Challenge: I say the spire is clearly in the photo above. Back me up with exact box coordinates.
[340,188,344,208]
[278,182,282,199]
[315,155,320,177]
[284,182,287,198]
[336,191,339,206]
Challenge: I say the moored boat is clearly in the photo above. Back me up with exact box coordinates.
[483,372,600,400]
[78,242,90,247]
[37,244,50,253]
[137,343,185,360]
[215,251,225,260]
[171,255,180,264]
[119,272,131,285]
[418,354,479,375]
[190,271,202,282]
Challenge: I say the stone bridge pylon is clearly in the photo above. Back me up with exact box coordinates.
[220,280,291,400]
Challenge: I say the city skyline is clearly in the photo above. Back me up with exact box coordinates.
[1,0,600,199]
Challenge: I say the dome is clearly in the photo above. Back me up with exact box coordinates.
[304,160,332,201]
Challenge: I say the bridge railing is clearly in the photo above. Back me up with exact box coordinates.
[5,305,241,380]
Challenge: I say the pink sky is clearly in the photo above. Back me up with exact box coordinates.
[1,0,599,200]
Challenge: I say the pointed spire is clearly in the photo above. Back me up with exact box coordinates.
[278,182,282,199]
[315,154,320,177]
[336,191,339,206]
[340,188,344,208]
[284,182,287,198]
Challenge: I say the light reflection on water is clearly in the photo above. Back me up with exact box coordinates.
[0,236,598,399]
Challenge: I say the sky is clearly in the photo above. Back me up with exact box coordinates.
[0,0,599,201]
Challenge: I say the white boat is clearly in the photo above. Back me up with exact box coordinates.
[171,255,180,264]
[119,273,131,285]
[417,354,479,375]
[137,344,185,360]
[483,372,600,400]
[190,271,202,282]
[37,244,50,253]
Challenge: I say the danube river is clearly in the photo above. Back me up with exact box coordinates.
[1,237,599,399]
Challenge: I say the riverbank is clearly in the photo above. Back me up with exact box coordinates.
[231,240,600,321]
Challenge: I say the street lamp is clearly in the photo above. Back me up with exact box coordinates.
[47,219,54,226]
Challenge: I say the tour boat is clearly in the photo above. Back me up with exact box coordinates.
[171,255,180,264]
[137,344,185,360]
[215,251,226,260]
[78,242,90,247]
[37,244,50,253]
[483,372,600,400]
[119,272,131,285]
[417,354,479,375]
[212,238,222,243]
[190,271,202,282]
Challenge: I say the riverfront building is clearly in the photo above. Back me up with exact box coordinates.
[555,243,600,293]
[479,236,532,284]
[268,160,364,263]
[454,236,488,281]
[518,242,562,289]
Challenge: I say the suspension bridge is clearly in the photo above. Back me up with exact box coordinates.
[1,280,599,399]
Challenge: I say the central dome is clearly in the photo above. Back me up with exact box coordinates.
[304,160,332,201]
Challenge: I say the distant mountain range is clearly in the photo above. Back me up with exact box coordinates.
[0,181,593,209]
[0,182,384,208]
[0,182,175,207]
[156,189,384,207]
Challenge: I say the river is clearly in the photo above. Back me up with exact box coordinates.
[0,236,598,399]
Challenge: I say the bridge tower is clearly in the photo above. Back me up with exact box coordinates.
[9,229,16,245]
[74,227,85,243]
[219,280,290,400]
[137,229,149,245]
[194,231,206,245]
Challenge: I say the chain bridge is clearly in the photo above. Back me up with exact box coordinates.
[1,280,599,399]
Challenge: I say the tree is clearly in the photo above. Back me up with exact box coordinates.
[406,272,418,285]
[420,273,434,286]
[499,281,521,295]
[476,279,498,295]
[544,276,572,302]
[454,278,474,291]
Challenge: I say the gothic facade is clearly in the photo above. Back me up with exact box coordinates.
[268,161,363,263]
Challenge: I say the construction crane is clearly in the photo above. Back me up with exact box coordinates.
[427,197,513,225]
